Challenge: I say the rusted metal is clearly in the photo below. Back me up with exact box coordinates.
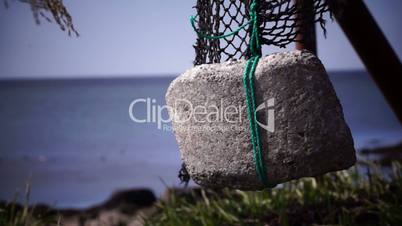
[328,0,402,124]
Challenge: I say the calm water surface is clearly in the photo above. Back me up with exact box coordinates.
[0,71,401,207]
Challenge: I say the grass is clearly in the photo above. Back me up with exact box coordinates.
[1,161,401,226]
[146,162,402,226]
[0,183,61,226]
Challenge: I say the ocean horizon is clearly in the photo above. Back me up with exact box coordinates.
[0,70,401,208]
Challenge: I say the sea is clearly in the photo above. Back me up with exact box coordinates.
[0,70,401,208]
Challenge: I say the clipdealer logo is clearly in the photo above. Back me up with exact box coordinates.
[128,97,275,132]
[255,98,275,133]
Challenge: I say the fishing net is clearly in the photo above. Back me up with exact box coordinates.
[193,0,331,65]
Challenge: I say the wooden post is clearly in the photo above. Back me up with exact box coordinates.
[328,0,402,124]
[295,0,317,55]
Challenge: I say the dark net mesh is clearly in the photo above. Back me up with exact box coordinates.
[193,0,330,65]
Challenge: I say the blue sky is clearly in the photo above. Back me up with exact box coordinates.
[0,0,401,79]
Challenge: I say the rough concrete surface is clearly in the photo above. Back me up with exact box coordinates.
[166,50,356,190]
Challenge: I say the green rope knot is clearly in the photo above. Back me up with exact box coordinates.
[190,0,269,187]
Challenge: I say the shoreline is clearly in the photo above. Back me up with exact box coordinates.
[2,142,401,225]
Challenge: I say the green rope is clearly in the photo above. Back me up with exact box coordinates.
[190,15,252,40]
[190,0,269,186]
